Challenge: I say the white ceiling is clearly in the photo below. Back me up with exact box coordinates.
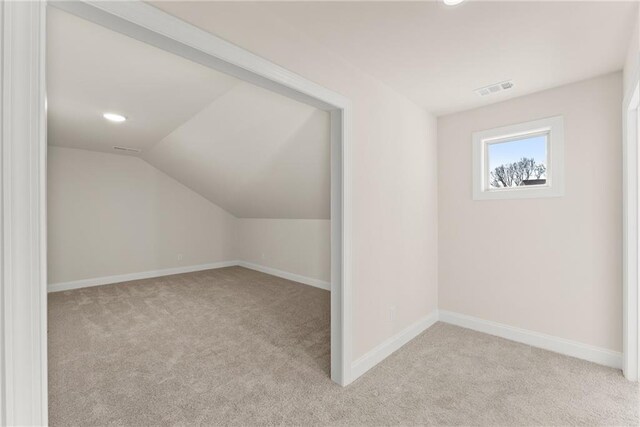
[154,0,637,115]
[47,1,636,218]
[47,7,240,154]
[47,7,330,220]
[145,83,330,219]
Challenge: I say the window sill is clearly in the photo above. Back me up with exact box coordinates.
[473,184,564,200]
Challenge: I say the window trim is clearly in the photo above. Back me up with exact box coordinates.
[472,116,565,200]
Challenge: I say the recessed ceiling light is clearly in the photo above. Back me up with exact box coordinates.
[103,112,127,122]
[443,0,466,5]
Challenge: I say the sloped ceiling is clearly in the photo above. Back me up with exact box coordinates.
[145,83,329,219]
[47,7,330,220]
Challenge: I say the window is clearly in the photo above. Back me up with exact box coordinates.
[472,116,564,200]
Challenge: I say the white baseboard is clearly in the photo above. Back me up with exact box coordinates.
[237,261,331,291]
[350,309,622,382]
[49,260,330,293]
[51,265,620,372]
[48,260,240,293]
[439,310,623,369]
[351,310,439,381]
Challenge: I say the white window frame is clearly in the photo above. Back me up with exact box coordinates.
[472,116,565,200]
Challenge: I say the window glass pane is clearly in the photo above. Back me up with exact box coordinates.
[487,134,547,189]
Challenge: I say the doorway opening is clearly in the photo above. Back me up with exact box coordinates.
[1,1,352,424]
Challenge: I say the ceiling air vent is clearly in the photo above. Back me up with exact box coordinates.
[475,80,515,97]
[113,146,142,153]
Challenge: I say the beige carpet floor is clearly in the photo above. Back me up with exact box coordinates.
[49,266,639,426]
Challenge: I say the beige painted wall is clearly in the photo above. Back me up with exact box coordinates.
[48,146,237,284]
[154,2,440,360]
[48,148,333,286]
[438,72,623,352]
[237,219,330,283]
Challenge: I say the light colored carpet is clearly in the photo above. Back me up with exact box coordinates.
[49,266,639,426]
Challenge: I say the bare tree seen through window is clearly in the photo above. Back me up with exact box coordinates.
[487,133,547,189]
[490,157,546,188]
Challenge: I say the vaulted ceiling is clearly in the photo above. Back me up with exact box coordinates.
[144,84,329,220]
[47,7,330,220]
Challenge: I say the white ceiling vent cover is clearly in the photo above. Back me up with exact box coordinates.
[475,80,515,97]
[113,146,142,153]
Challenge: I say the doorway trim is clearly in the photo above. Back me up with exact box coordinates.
[0,1,353,424]
[1,1,48,425]
[623,77,640,382]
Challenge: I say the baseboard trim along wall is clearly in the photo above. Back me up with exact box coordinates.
[48,260,330,293]
[439,310,623,369]
[48,260,239,293]
[351,310,440,381]
[49,267,622,373]
[350,309,622,383]
[238,261,331,291]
